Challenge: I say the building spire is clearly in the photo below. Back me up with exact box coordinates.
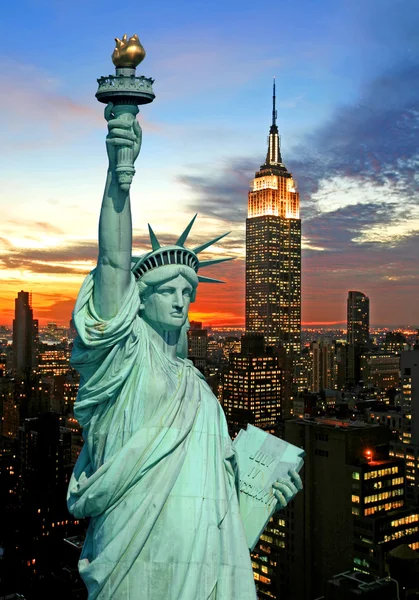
[265,78,282,166]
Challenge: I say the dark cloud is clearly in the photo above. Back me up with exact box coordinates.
[133,228,243,257]
[3,58,418,327]
[178,160,254,224]
[0,227,243,277]
[0,241,98,275]
[0,257,85,275]
[174,61,419,325]
[302,201,402,251]
[12,242,96,262]
[288,63,419,214]
[177,62,419,231]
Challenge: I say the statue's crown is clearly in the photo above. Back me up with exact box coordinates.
[131,215,233,284]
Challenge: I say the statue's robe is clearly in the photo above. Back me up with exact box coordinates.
[67,272,257,600]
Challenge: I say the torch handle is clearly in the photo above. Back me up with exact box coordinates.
[111,104,140,192]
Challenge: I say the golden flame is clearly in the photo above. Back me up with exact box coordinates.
[112,33,146,68]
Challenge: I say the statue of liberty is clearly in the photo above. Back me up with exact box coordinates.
[67,34,302,600]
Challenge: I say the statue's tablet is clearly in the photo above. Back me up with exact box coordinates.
[233,424,305,551]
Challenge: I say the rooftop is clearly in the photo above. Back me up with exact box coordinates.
[296,417,377,430]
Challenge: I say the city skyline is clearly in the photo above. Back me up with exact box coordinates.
[0,0,418,328]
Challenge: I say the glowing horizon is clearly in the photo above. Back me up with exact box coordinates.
[1,1,418,330]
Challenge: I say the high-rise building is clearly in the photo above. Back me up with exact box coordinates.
[38,347,71,377]
[221,333,282,436]
[1,413,85,597]
[360,351,400,393]
[253,418,395,600]
[353,505,419,577]
[293,340,339,394]
[309,340,337,392]
[245,81,301,356]
[399,344,419,446]
[12,291,39,376]
[347,291,370,347]
[383,331,408,354]
[187,321,208,372]
[336,341,349,390]
[390,340,419,505]
[0,377,18,439]
[347,291,370,386]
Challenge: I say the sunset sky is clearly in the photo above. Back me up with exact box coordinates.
[0,0,418,328]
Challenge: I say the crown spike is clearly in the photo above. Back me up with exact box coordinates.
[148,224,161,251]
[176,214,197,247]
[199,257,234,269]
[193,231,231,255]
[198,275,225,284]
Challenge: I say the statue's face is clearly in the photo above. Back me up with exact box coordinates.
[141,274,193,332]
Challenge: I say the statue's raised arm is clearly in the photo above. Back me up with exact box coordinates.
[67,34,303,600]
[92,33,154,320]
[93,103,142,319]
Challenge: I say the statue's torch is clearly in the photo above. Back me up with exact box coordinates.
[96,34,155,191]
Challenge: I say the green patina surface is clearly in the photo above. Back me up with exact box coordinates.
[66,39,302,599]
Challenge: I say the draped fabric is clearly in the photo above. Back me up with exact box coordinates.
[67,271,257,600]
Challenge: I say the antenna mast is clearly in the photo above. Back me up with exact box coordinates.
[272,77,277,126]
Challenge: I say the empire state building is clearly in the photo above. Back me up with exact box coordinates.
[245,81,301,355]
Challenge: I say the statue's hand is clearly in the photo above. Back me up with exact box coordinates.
[104,102,142,172]
[272,469,303,512]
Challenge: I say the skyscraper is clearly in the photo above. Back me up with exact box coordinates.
[221,333,282,436]
[347,291,370,346]
[309,340,337,392]
[245,80,301,355]
[267,419,398,600]
[347,291,370,386]
[187,321,208,373]
[390,336,419,505]
[12,290,39,376]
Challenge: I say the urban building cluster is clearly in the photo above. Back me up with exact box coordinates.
[0,86,418,599]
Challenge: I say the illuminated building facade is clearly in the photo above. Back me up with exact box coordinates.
[351,456,419,579]
[38,348,71,377]
[0,377,18,439]
[246,81,301,355]
[347,291,370,346]
[360,352,400,392]
[399,346,419,446]
[221,337,241,360]
[63,372,80,414]
[353,506,419,577]
[309,340,337,392]
[347,291,370,386]
[390,341,419,505]
[259,419,394,600]
[351,459,405,520]
[383,331,408,354]
[221,334,282,436]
